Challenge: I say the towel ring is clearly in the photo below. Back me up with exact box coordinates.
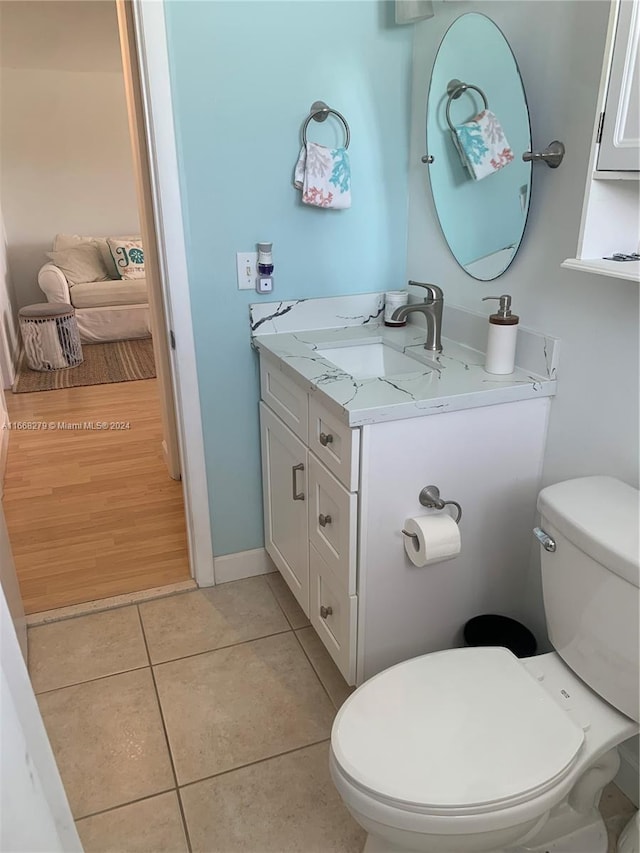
[302,100,351,150]
[445,79,489,133]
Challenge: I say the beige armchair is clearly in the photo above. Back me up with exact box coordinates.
[38,234,151,343]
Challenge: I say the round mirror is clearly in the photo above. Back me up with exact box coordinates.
[426,14,532,281]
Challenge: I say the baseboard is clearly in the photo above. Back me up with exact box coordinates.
[214,547,276,584]
[616,737,639,806]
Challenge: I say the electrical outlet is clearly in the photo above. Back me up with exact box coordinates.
[256,275,273,294]
[236,252,257,290]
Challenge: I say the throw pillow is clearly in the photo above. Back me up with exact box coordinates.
[107,237,145,280]
[54,233,141,279]
[47,242,110,285]
[53,233,93,252]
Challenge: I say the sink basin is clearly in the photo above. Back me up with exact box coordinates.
[316,342,427,379]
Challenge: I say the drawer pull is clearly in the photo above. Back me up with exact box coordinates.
[319,513,332,527]
[319,432,334,446]
[291,463,305,501]
[320,605,333,619]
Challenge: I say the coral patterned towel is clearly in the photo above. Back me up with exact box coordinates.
[452,109,514,181]
[293,142,351,209]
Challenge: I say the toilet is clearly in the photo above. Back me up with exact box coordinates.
[330,476,639,853]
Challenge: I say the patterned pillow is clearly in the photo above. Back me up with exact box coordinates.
[107,238,145,280]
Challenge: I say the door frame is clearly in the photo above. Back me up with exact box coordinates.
[122,0,215,586]
[1,583,81,851]
[117,0,182,484]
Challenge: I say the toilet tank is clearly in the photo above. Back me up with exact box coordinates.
[537,476,639,722]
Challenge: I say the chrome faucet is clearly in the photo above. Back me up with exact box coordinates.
[391,281,444,352]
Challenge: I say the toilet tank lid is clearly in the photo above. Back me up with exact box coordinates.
[537,476,639,588]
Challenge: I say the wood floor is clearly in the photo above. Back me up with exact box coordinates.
[3,379,190,614]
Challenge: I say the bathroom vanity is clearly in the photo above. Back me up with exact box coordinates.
[252,295,558,685]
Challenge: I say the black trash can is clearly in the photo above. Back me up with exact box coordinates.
[463,614,537,659]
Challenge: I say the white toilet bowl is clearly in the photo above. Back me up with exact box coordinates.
[331,477,639,852]
[330,648,638,853]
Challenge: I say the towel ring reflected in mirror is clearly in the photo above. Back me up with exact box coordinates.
[445,79,489,132]
[302,100,351,149]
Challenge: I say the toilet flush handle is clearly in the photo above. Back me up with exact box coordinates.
[533,527,556,552]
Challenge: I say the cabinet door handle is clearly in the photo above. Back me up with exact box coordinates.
[291,463,305,501]
[320,605,333,619]
[318,513,332,527]
[319,432,334,446]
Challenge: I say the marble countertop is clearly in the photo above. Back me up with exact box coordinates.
[252,319,557,427]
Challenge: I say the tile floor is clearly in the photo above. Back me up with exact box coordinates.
[30,574,363,852]
[30,574,636,853]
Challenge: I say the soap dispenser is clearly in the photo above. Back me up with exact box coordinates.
[482,295,519,375]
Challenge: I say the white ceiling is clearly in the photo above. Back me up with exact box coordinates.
[0,1,122,72]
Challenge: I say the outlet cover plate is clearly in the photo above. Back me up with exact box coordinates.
[236,252,257,290]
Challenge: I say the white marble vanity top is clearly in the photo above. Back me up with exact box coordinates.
[251,294,558,427]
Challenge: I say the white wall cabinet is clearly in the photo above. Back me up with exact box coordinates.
[259,355,550,686]
[563,0,639,282]
[598,0,640,171]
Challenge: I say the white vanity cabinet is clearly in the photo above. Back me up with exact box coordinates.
[259,356,359,683]
[259,353,551,686]
[260,403,309,612]
[563,0,639,282]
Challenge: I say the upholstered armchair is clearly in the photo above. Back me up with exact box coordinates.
[38,234,151,343]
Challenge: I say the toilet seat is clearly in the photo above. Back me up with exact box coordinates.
[331,647,585,816]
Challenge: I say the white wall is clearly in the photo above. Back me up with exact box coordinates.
[407,0,638,640]
[0,1,139,307]
[407,0,639,802]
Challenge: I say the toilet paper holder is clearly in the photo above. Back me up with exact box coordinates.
[418,485,462,523]
[402,484,462,543]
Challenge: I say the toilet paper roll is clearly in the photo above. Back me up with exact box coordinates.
[403,514,461,567]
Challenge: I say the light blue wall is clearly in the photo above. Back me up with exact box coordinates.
[164,1,413,556]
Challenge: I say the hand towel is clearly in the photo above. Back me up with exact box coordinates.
[452,109,514,181]
[293,142,351,209]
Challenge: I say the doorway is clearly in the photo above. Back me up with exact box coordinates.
[0,0,198,613]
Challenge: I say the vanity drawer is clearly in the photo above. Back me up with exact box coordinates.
[260,356,308,442]
[310,544,357,685]
[309,396,359,491]
[308,453,357,594]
